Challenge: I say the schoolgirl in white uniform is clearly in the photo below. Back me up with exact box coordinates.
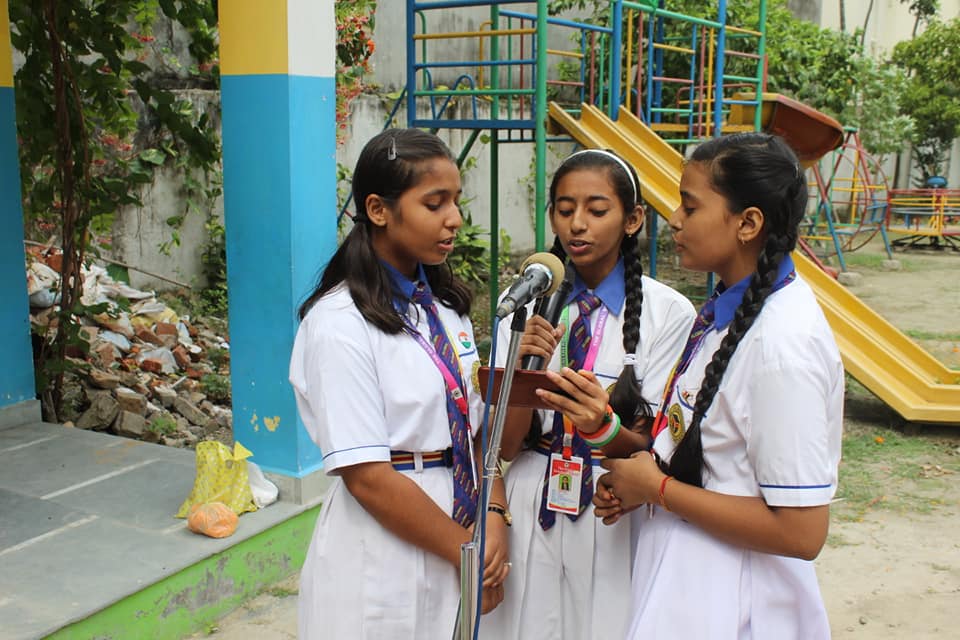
[290,129,509,640]
[480,149,695,640]
[589,133,844,639]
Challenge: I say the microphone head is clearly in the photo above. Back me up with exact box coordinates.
[519,252,565,297]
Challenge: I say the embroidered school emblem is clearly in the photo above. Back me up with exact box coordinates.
[667,403,685,443]
[458,331,472,349]
[471,360,481,390]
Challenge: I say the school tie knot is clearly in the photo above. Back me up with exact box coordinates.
[576,291,601,318]
[699,295,716,325]
[412,282,434,309]
[567,291,601,372]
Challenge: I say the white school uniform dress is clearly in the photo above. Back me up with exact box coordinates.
[625,256,844,640]
[289,267,484,640]
[479,261,695,640]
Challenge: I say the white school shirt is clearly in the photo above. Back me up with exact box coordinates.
[289,283,483,640]
[480,266,696,640]
[626,274,844,640]
[290,283,484,472]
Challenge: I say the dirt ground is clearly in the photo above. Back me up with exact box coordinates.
[190,240,960,639]
[813,241,960,638]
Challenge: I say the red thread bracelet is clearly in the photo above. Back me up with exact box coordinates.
[658,475,673,511]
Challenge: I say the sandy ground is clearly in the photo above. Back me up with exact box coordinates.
[190,244,960,639]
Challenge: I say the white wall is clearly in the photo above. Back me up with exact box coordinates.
[819,0,960,55]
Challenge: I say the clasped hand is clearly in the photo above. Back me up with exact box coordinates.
[594,451,666,525]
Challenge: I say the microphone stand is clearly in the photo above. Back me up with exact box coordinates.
[453,306,528,640]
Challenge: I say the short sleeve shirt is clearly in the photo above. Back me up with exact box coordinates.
[289,284,483,474]
[654,276,844,506]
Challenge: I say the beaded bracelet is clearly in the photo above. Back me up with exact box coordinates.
[578,406,621,447]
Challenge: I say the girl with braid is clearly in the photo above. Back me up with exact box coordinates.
[591,133,843,639]
[480,149,695,640]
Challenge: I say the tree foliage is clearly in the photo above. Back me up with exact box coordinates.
[900,0,939,36]
[335,0,376,141]
[10,0,219,421]
[891,17,960,180]
[765,13,913,157]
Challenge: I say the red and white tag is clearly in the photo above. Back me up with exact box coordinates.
[546,453,584,515]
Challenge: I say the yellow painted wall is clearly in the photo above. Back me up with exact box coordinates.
[1,0,14,87]
[219,0,289,76]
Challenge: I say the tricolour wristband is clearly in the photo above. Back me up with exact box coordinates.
[578,410,621,448]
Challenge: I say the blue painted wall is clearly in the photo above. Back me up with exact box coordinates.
[0,87,36,409]
[220,74,336,476]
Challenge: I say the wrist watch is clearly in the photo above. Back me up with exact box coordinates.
[488,503,512,527]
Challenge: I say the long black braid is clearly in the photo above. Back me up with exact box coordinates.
[667,133,808,487]
[523,149,648,447]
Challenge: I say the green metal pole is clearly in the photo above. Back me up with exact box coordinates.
[535,0,548,251]
[754,0,767,131]
[456,130,481,168]
[490,3,501,320]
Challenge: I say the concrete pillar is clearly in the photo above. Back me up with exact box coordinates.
[0,0,39,426]
[219,0,337,494]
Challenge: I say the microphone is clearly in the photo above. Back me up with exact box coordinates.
[520,266,573,370]
[495,252,565,320]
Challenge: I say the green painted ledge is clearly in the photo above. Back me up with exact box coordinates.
[46,505,320,640]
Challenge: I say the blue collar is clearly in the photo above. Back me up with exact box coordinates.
[381,261,429,312]
[567,259,625,313]
[712,254,795,330]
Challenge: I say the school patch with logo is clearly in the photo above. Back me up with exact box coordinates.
[458,331,472,349]
[667,402,685,443]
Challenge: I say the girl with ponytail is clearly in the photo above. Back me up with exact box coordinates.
[594,133,843,639]
[481,149,695,640]
[291,129,509,638]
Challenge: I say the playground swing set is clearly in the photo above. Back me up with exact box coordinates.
[393,0,959,424]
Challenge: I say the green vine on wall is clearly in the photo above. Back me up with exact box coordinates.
[12,1,379,421]
[11,0,220,422]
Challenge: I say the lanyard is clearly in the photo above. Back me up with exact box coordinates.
[404,319,470,419]
[558,300,610,459]
[559,302,610,373]
[650,330,710,440]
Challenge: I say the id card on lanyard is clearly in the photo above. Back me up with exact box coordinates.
[545,301,609,515]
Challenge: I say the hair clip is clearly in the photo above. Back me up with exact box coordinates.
[387,137,398,161]
[623,353,638,367]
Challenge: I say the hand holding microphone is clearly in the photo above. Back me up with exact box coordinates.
[519,264,573,370]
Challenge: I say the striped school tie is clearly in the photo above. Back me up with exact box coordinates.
[412,284,478,527]
[538,291,601,529]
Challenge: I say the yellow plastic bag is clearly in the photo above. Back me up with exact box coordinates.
[176,441,258,518]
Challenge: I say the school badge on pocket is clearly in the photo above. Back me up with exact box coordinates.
[667,403,685,443]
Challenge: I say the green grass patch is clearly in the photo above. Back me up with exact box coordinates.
[842,251,917,271]
[262,585,298,599]
[834,422,960,522]
[904,329,960,342]
[825,532,856,548]
[841,253,888,269]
